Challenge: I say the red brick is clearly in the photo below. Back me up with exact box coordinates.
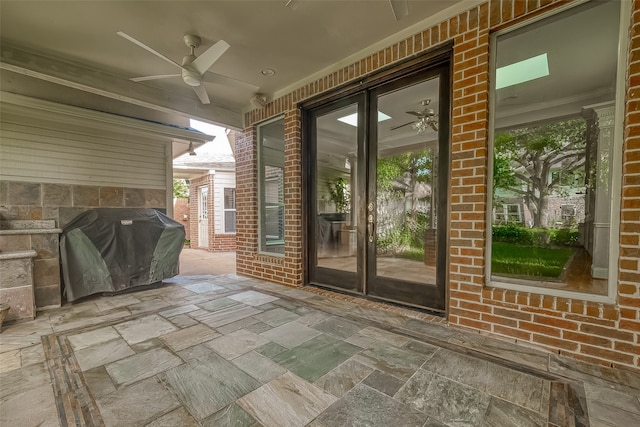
[532,334,578,351]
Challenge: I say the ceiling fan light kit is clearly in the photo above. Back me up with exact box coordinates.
[390,98,438,134]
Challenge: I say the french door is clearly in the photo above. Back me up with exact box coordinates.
[307,61,450,312]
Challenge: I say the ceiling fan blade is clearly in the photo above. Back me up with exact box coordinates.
[202,72,259,90]
[192,84,210,104]
[406,111,423,117]
[117,31,182,69]
[191,40,230,75]
[389,0,409,21]
[390,121,415,131]
[130,74,181,82]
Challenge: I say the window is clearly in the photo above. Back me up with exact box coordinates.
[258,117,285,254]
[489,0,622,298]
[223,187,236,233]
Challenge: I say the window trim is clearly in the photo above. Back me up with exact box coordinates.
[222,187,236,234]
[485,0,630,304]
[257,115,286,257]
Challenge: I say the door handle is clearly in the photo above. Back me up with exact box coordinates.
[367,214,374,243]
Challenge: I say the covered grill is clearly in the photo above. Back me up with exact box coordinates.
[60,208,184,302]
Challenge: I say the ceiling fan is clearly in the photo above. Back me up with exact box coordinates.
[390,99,438,134]
[117,32,256,105]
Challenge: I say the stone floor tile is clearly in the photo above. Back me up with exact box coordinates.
[216,316,260,335]
[295,310,329,327]
[198,304,262,328]
[316,383,425,427]
[260,321,321,348]
[0,382,58,427]
[362,369,406,396]
[421,348,491,390]
[83,366,117,399]
[20,343,45,367]
[481,363,544,413]
[588,400,640,427]
[162,352,260,421]
[206,329,270,360]
[481,397,546,427]
[158,304,200,318]
[0,349,21,373]
[160,324,220,352]
[228,290,279,307]
[270,334,362,382]
[51,308,131,333]
[314,359,374,398]
[97,377,181,427]
[184,282,225,294]
[67,326,120,350]
[311,316,363,339]
[584,382,640,415]
[0,361,50,399]
[356,326,412,347]
[74,337,135,371]
[232,351,287,383]
[353,342,429,381]
[253,308,300,327]
[167,313,200,328]
[255,341,288,358]
[244,320,273,334]
[177,343,219,362]
[407,373,491,426]
[127,298,172,316]
[105,347,183,387]
[197,297,240,312]
[94,294,141,312]
[145,407,199,427]
[238,371,337,427]
[403,339,439,357]
[114,314,178,345]
[201,403,259,427]
[130,337,164,353]
[394,368,436,412]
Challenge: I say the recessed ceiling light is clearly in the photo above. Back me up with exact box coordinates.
[496,53,549,90]
[337,111,391,127]
[261,68,276,76]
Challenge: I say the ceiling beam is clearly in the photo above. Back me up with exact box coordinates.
[0,41,243,129]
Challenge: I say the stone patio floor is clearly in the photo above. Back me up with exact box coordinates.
[1,273,640,426]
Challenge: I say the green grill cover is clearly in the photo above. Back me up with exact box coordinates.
[60,208,185,302]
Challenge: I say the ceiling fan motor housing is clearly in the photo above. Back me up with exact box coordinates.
[181,55,201,86]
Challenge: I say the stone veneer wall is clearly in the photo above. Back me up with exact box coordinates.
[235,0,640,370]
[0,179,167,308]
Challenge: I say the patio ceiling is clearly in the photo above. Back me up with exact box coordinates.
[0,0,474,130]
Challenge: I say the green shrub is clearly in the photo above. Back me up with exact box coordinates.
[550,228,580,246]
[492,225,535,245]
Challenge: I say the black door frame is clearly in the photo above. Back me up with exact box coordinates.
[302,46,452,313]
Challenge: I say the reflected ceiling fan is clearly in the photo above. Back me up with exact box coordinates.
[390,99,438,134]
[117,31,257,104]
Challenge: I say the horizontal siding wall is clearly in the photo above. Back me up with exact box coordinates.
[0,112,168,189]
[213,171,236,234]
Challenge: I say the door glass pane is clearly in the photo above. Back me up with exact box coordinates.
[315,103,358,272]
[376,78,440,285]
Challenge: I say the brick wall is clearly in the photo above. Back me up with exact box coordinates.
[236,0,640,370]
[173,197,190,239]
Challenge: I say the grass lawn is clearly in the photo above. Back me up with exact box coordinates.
[492,242,574,279]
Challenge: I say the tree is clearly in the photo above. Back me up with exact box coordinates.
[493,118,586,227]
[173,179,189,198]
[377,149,433,245]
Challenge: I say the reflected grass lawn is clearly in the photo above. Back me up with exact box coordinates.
[491,242,574,279]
